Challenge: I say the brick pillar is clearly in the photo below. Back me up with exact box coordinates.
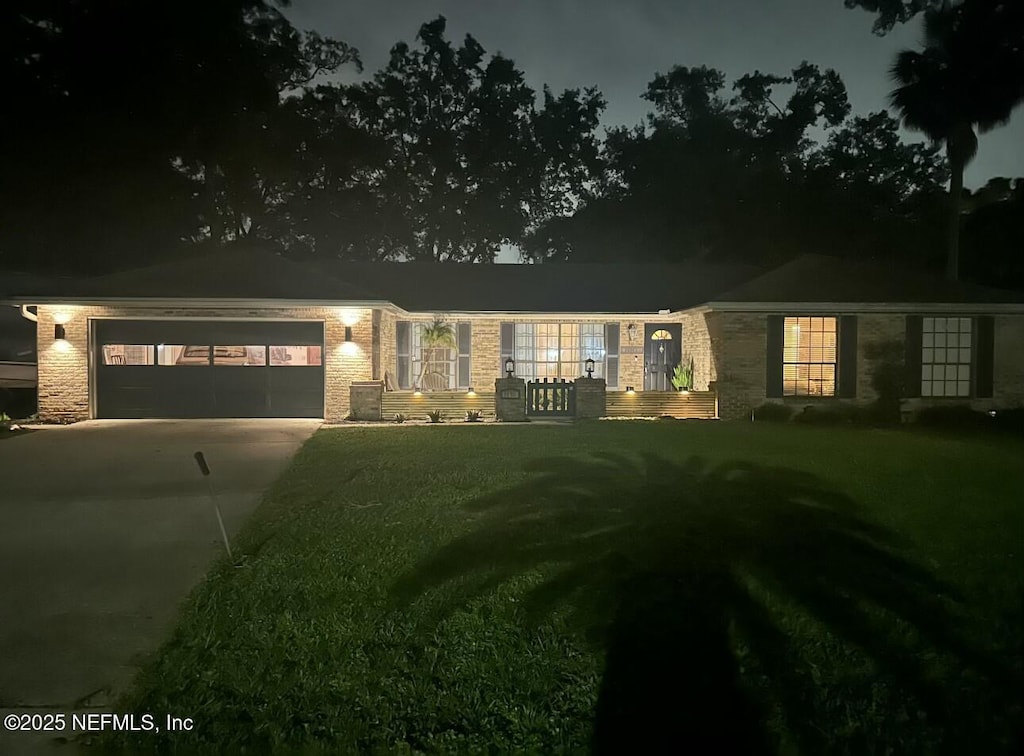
[495,377,527,421]
[349,381,383,421]
[709,380,751,421]
[575,377,606,418]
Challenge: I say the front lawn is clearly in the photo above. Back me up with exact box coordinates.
[113,422,1024,753]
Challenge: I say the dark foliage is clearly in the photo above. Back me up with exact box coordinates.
[751,403,795,422]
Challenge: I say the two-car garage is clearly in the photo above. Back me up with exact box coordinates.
[92,319,325,418]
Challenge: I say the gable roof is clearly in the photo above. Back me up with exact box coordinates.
[309,260,760,313]
[3,250,1023,312]
[1,248,383,303]
[710,254,1024,306]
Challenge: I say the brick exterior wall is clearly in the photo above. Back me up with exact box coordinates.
[617,320,645,391]
[704,310,1024,420]
[378,309,396,383]
[470,320,500,390]
[680,311,714,391]
[992,315,1024,407]
[36,305,376,423]
[705,311,767,420]
[40,300,1021,425]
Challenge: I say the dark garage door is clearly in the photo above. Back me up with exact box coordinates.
[93,320,324,418]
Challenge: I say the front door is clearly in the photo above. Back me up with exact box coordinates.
[644,323,681,391]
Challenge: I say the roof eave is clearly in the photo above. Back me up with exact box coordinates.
[0,296,398,310]
[707,301,1024,313]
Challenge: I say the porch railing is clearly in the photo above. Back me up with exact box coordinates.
[381,390,495,421]
[605,390,717,419]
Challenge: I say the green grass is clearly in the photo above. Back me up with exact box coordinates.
[110,422,1024,754]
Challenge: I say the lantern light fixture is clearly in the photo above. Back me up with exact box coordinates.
[504,356,515,377]
[584,358,595,378]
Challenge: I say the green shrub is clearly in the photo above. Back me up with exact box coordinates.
[752,403,794,422]
[792,404,862,426]
[988,407,1024,436]
[427,409,444,424]
[393,413,408,424]
[863,340,907,425]
[465,410,483,423]
[913,405,992,431]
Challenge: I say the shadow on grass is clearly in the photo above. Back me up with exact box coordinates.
[392,453,1018,753]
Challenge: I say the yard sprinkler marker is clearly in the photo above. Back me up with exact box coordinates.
[194,451,234,563]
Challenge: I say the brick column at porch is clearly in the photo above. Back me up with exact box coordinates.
[575,377,606,419]
[495,377,527,421]
[349,381,384,421]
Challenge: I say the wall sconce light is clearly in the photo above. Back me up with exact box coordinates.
[626,323,638,342]
[467,387,476,396]
[585,358,595,378]
[54,323,66,341]
[344,326,353,342]
[626,386,635,394]
[413,390,422,397]
[504,357,515,377]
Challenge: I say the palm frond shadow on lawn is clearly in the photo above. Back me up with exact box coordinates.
[392,452,1016,754]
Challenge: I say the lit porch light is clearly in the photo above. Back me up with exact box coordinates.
[337,309,361,327]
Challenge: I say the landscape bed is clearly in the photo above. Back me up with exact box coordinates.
[110,422,1024,753]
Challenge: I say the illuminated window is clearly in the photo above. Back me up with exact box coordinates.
[102,345,154,366]
[514,323,606,381]
[921,317,972,397]
[269,346,322,366]
[213,346,266,366]
[782,317,837,396]
[155,345,210,365]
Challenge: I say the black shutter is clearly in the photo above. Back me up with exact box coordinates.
[765,315,784,398]
[500,322,514,376]
[904,315,922,398]
[605,323,620,388]
[838,315,858,398]
[396,321,411,389]
[975,315,995,398]
[457,322,471,388]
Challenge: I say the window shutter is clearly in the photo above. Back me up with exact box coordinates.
[605,323,620,388]
[500,322,514,376]
[838,315,858,398]
[975,315,995,398]
[457,322,472,388]
[765,315,784,398]
[904,315,922,398]
[396,321,411,389]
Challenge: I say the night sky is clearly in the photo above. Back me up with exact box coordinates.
[284,0,1024,188]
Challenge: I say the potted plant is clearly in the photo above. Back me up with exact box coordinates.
[671,357,695,392]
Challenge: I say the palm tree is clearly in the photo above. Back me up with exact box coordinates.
[415,317,457,390]
[889,0,1024,281]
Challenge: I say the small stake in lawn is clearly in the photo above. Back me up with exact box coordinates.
[194,451,234,563]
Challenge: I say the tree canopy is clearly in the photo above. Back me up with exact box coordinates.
[0,5,1019,288]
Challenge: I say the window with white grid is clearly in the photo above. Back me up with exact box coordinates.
[922,317,972,397]
[514,323,606,381]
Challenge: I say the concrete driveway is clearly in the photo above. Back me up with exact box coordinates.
[0,419,319,751]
